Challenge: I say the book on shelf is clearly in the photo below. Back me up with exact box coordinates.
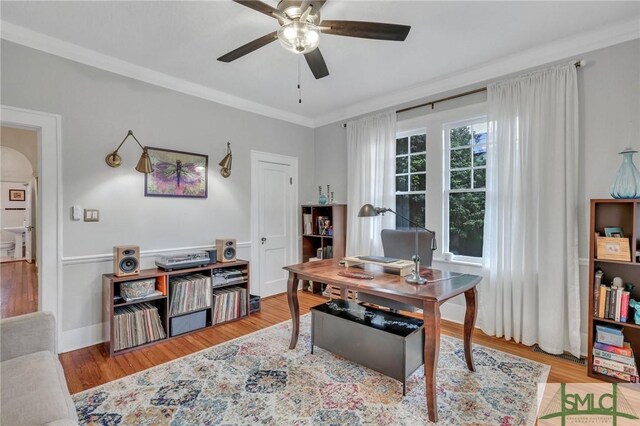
[597,285,606,318]
[593,356,639,376]
[608,288,616,320]
[604,287,611,319]
[592,365,639,382]
[593,270,604,316]
[594,341,633,357]
[620,291,630,322]
[614,287,623,322]
[593,347,636,366]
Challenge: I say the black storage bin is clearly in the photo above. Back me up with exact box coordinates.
[249,294,261,313]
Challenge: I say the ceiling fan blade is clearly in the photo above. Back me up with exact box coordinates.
[217,32,278,63]
[304,48,329,79]
[233,0,287,21]
[320,20,411,41]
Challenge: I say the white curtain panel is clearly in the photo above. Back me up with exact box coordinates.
[346,111,396,256]
[480,63,581,357]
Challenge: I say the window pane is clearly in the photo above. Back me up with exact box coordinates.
[450,170,471,190]
[410,134,426,153]
[473,144,487,167]
[396,175,408,192]
[410,154,426,172]
[411,173,426,191]
[449,192,486,257]
[474,168,486,189]
[396,137,408,155]
[396,194,425,229]
[473,131,487,145]
[396,156,408,174]
[450,148,471,169]
[450,126,471,148]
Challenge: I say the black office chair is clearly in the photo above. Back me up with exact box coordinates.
[358,228,435,312]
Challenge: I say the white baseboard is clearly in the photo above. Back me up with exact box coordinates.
[440,302,468,325]
[61,322,106,353]
[441,303,589,357]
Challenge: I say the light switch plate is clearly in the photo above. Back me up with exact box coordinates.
[72,205,82,221]
[84,209,99,222]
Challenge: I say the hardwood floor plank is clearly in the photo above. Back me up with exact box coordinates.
[60,291,598,394]
[0,260,38,318]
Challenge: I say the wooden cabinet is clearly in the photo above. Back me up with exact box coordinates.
[587,199,640,382]
[103,260,250,356]
[300,204,346,293]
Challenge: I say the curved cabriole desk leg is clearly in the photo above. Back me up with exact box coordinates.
[287,271,300,349]
[463,287,478,371]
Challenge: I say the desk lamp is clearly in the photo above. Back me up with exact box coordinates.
[358,204,437,285]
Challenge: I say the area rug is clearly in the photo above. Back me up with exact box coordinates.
[73,314,549,425]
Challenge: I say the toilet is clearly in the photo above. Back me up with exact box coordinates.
[0,241,15,258]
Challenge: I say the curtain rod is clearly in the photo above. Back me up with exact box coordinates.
[342,60,585,127]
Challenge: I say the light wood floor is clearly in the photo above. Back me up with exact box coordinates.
[0,261,598,394]
[0,260,38,318]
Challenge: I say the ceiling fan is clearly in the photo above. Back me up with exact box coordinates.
[217,0,411,79]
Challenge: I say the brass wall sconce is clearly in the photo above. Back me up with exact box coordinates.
[219,142,232,178]
[105,130,154,173]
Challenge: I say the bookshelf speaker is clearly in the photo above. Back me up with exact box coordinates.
[114,245,140,277]
[216,239,236,262]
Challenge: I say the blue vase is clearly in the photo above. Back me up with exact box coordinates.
[610,148,640,199]
[318,194,328,205]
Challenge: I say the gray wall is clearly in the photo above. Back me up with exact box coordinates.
[1,40,315,349]
[314,39,640,353]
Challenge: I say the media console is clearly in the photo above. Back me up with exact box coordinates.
[102,260,250,356]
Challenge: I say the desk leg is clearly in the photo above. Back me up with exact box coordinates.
[423,300,441,423]
[287,272,300,349]
[463,287,477,372]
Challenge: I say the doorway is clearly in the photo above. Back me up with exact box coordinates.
[0,128,38,317]
[1,105,61,348]
[250,151,298,298]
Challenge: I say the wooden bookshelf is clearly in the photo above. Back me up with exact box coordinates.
[300,204,346,293]
[103,260,250,356]
[587,199,640,383]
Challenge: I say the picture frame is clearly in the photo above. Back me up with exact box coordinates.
[604,226,624,238]
[596,236,631,262]
[8,189,25,201]
[144,147,208,198]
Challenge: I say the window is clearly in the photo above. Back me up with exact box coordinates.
[395,131,426,229]
[445,119,487,258]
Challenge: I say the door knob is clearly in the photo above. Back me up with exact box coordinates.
[261,237,267,244]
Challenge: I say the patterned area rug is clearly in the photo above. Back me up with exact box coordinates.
[73,314,549,425]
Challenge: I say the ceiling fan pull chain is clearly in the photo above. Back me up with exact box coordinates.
[298,56,302,104]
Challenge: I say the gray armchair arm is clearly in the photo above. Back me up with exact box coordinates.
[1,311,56,361]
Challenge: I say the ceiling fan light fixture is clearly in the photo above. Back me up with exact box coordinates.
[277,21,320,54]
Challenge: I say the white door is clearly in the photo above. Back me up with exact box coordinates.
[252,152,298,298]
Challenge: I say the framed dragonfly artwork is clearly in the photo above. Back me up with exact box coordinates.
[144,147,208,198]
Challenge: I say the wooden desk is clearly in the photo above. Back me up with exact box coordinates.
[284,259,481,423]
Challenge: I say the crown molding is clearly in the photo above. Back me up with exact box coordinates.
[2,17,638,130]
[312,17,640,127]
[0,21,315,128]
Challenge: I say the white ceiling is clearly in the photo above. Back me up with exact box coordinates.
[1,1,639,127]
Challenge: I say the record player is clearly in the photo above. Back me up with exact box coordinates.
[155,251,211,271]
